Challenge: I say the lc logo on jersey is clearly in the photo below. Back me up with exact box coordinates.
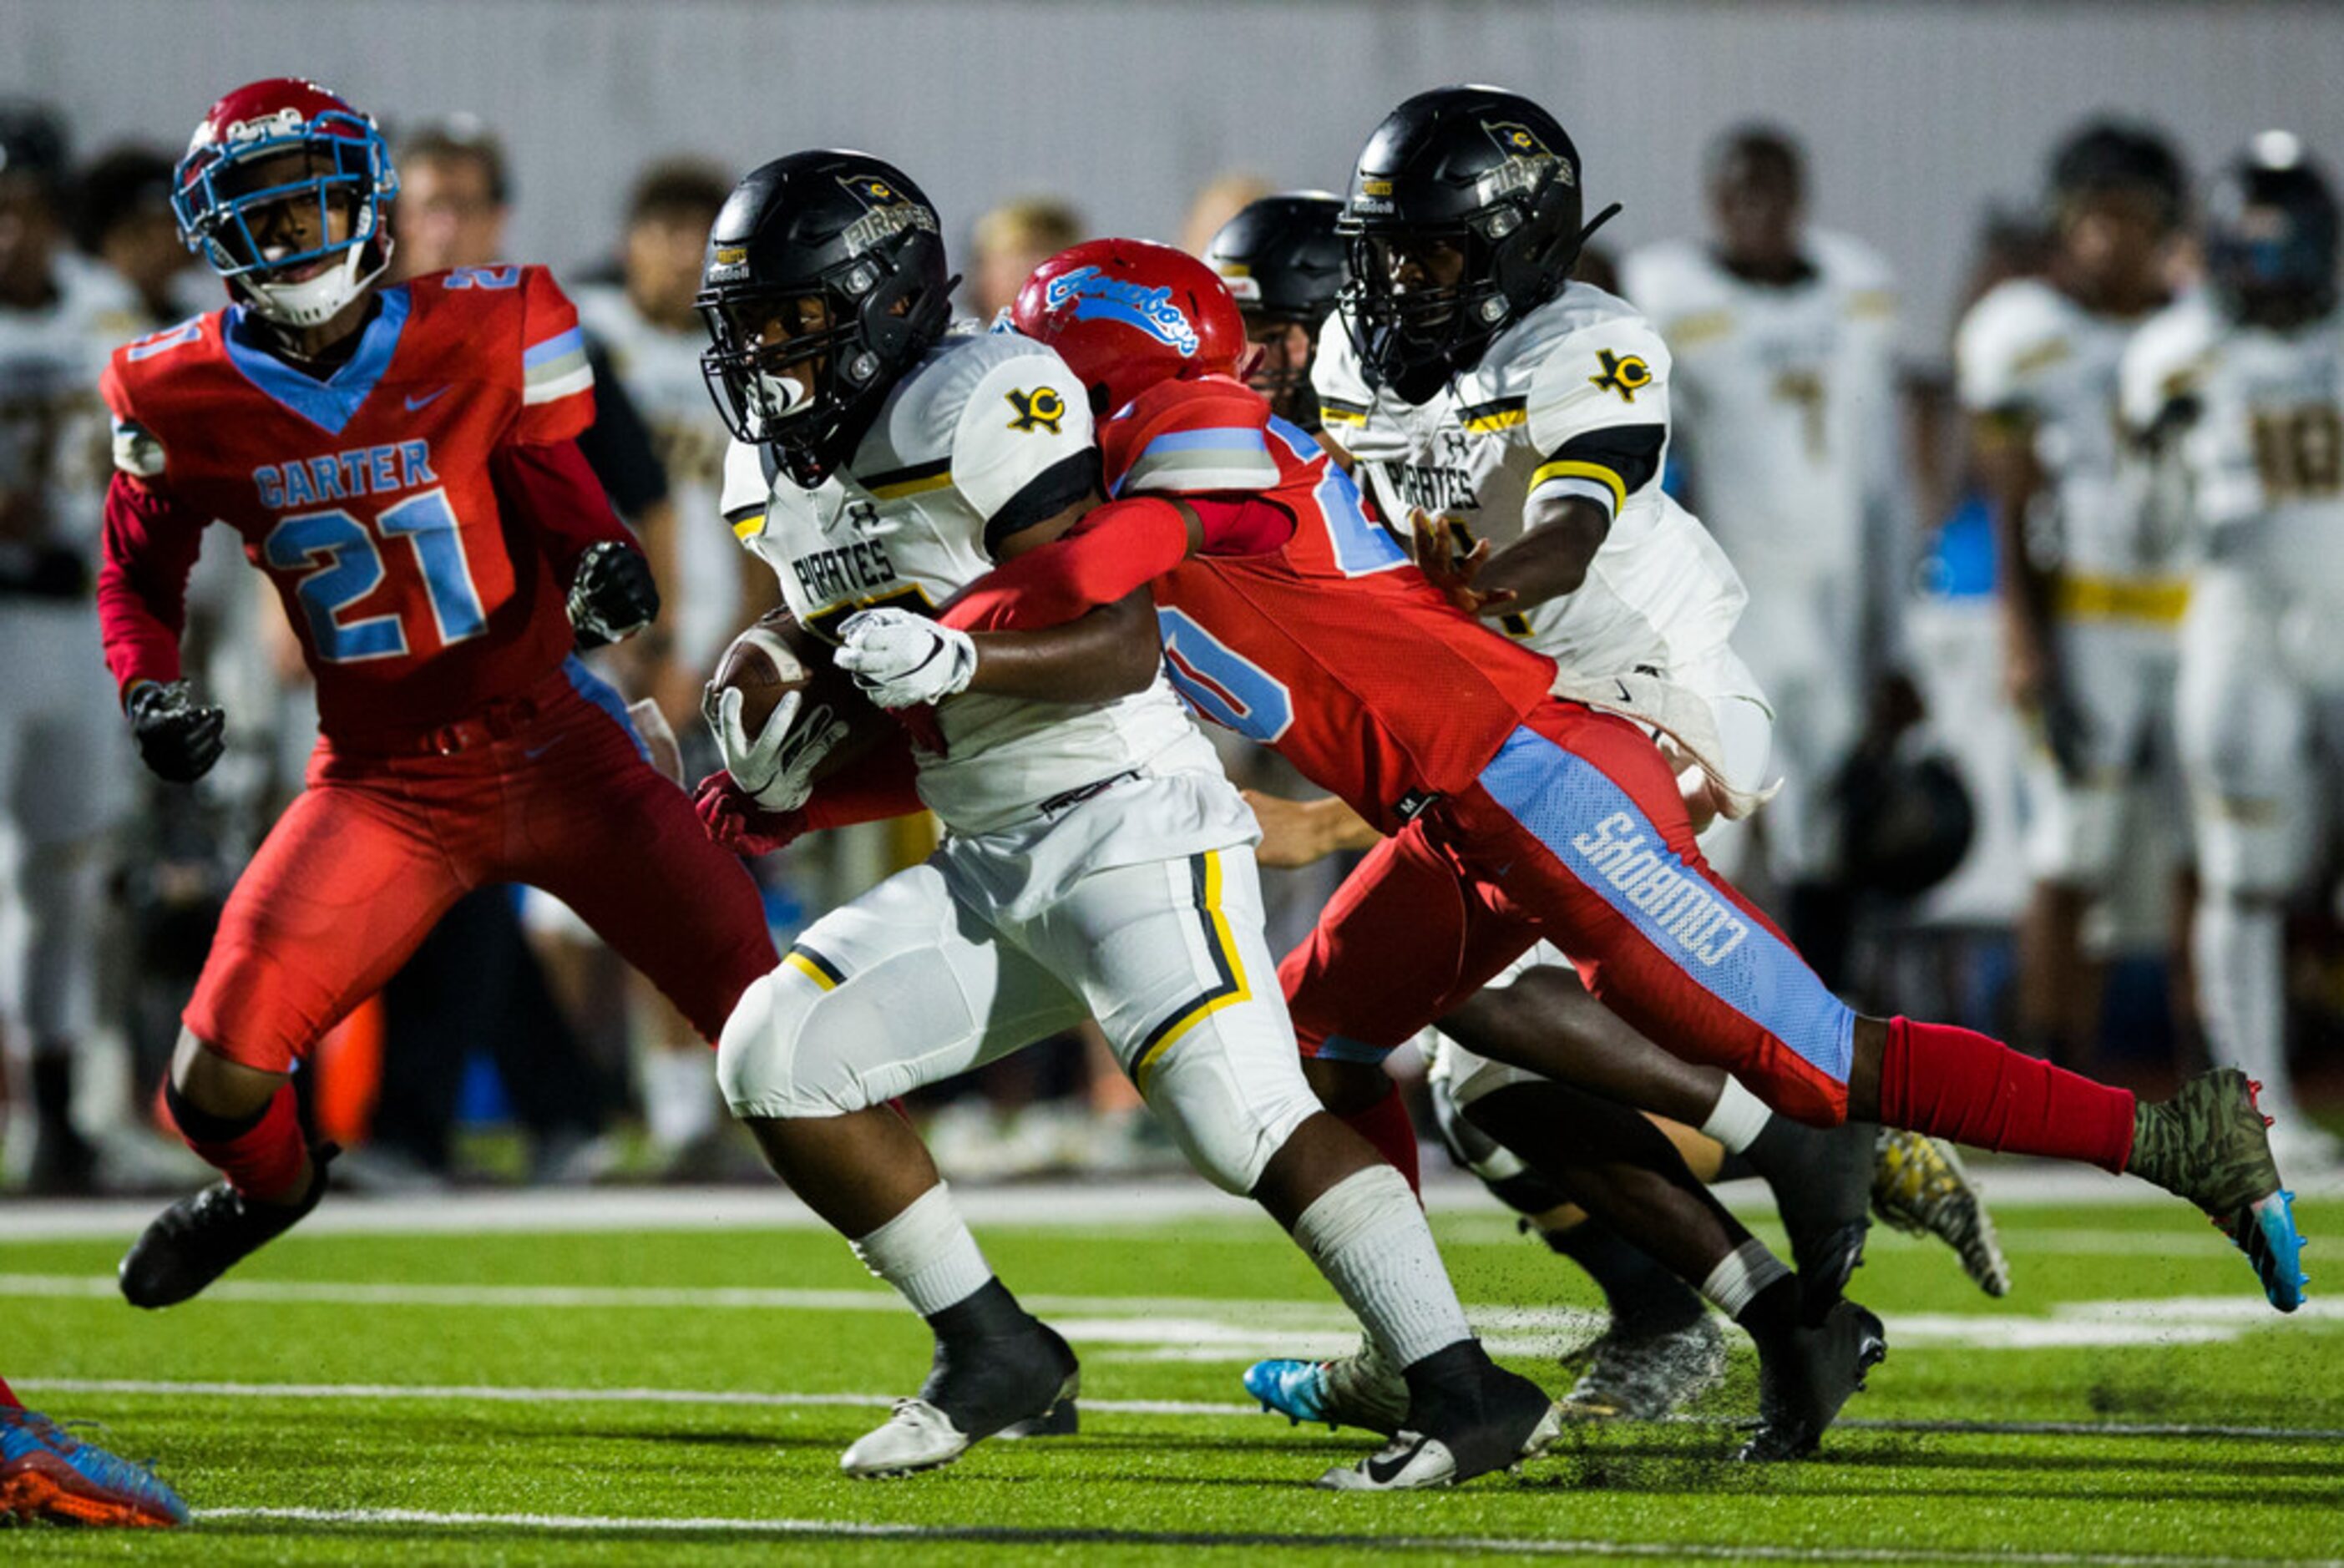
[1005,387,1066,434]
[1589,349,1653,403]
[1040,266,1200,356]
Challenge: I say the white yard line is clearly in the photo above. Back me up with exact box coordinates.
[2,1161,2334,1241]
[188,1506,2344,1566]
[23,1377,2344,1443]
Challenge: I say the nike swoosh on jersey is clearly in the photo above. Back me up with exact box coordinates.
[405,386,452,412]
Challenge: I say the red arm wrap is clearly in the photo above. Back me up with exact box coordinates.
[943,494,1191,633]
[97,473,206,701]
[801,728,925,832]
[489,437,635,584]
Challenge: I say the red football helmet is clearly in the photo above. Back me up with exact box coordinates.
[174,78,397,328]
[1011,238,1249,417]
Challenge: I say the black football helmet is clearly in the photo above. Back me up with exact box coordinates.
[697,151,956,488]
[1206,192,1344,422]
[1834,750,1977,900]
[2206,132,2340,331]
[1337,85,1618,404]
[2048,119,2187,231]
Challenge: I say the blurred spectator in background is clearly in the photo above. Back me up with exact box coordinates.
[1955,120,2193,1074]
[1622,125,1916,990]
[72,144,209,330]
[571,157,753,1174]
[969,197,1082,321]
[0,102,139,1191]
[1179,169,1270,260]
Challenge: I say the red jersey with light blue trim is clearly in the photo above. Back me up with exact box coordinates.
[1105,377,1559,833]
[97,265,615,741]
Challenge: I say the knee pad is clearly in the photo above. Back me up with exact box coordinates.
[1144,1024,1321,1196]
[716,965,827,1119]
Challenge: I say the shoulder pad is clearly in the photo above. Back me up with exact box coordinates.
[1104,376,1278,497]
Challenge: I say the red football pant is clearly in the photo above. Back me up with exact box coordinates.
[1283,701,1855,1126]
[186,663,776,1075]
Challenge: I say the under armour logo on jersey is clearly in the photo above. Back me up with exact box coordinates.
[1589,349,1653,403]
[1005,387,1068,434]
[1041,266,1200,356]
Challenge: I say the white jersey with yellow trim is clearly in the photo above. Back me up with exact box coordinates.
[1314,281,1748,681]
[1956,276,2175,584]
[1620,230,1900,615]
[721,327,1225,838]
[575,283,742,672]
[2122,290,2344,602]
[0,253,142,560]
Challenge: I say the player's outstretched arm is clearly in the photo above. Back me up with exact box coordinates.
[98,473,225,782]
[944,494,1198,634]
[1470,492,1611,610]
[838,589,1163,710]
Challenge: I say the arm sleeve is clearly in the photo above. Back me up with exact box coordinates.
[571,336,669,516]
[514,266,598,445]
[489,438,636,585]
[943,495,1192,632]
[1522,317,1674,520]
[800,729,924,831]
[97,471,208,699]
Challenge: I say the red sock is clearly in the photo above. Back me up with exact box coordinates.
[169,1080,309,1200]
[0,1376,18,1409]
[1880,1016,2135,1171]
[1341,1083,1421,1196]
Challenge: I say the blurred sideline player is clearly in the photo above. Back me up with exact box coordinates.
[73,144,215,331]
[0,1375,187,1528]
[97,78,774,1303]
[876,236,1915,1460]
[1621,125,1913,987]
[2124,134,2344,1164]
[0,104,140,1191]
[1956,122,2192,1071]
[1211,180,2004,1421]
[696,151,1561,1490]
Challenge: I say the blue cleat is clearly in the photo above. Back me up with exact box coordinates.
[1243,1335,1408,1435]
[2223,1189,2309,1313]
[0,1407,189,1528]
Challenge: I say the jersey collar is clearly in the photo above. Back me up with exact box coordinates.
[222,286,413,437]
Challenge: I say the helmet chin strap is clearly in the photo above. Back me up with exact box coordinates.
[243,233,394,332]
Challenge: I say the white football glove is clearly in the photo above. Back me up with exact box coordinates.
[834,608,977,711]
[704,685,848,812]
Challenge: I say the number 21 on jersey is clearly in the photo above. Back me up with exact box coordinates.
[262,488,488,662]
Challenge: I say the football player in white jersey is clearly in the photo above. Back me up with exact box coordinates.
[692,152,1560,1490]
[1250,84,1925,1436]
[1621,126,1910,983]
[0,107,139,1190]
[2124,134,2344,1166]
[1955,122,2190,1070]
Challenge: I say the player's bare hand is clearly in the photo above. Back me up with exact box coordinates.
[706,685,846,812]
[694,769,807,857]
[1408,508,1520,618]
[835,608,977,710]
[1244,791,1378,868]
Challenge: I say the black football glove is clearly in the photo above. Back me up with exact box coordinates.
[567,540,660,650]
[127,680,226,784]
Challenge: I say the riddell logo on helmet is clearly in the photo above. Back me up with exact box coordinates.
[1041,266,1200,356]
[215,107,311,149]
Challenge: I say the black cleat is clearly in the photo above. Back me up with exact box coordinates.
[119,1143,337,1309]
[1738,1297,1886,1463]
[1319,1342,1560,1490]
[843,1289,1081,1477]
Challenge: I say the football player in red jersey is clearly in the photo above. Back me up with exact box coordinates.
[818,240,2306,1346]
[96,79,776,1305]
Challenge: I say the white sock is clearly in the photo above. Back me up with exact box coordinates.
[1291,1165,1472,1369]
[2195,896,2299,1120]
[641,1048,717,1150]
[850,1181,994,1318]
[1699,1075,1772,1155]
[1700,1238,1792,1318]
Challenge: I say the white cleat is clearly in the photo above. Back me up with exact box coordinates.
[840,1399,972,1478]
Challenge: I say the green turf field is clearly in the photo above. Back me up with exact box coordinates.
[3,1183,2339,1565]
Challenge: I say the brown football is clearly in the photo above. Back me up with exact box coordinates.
[706,609,891,782]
